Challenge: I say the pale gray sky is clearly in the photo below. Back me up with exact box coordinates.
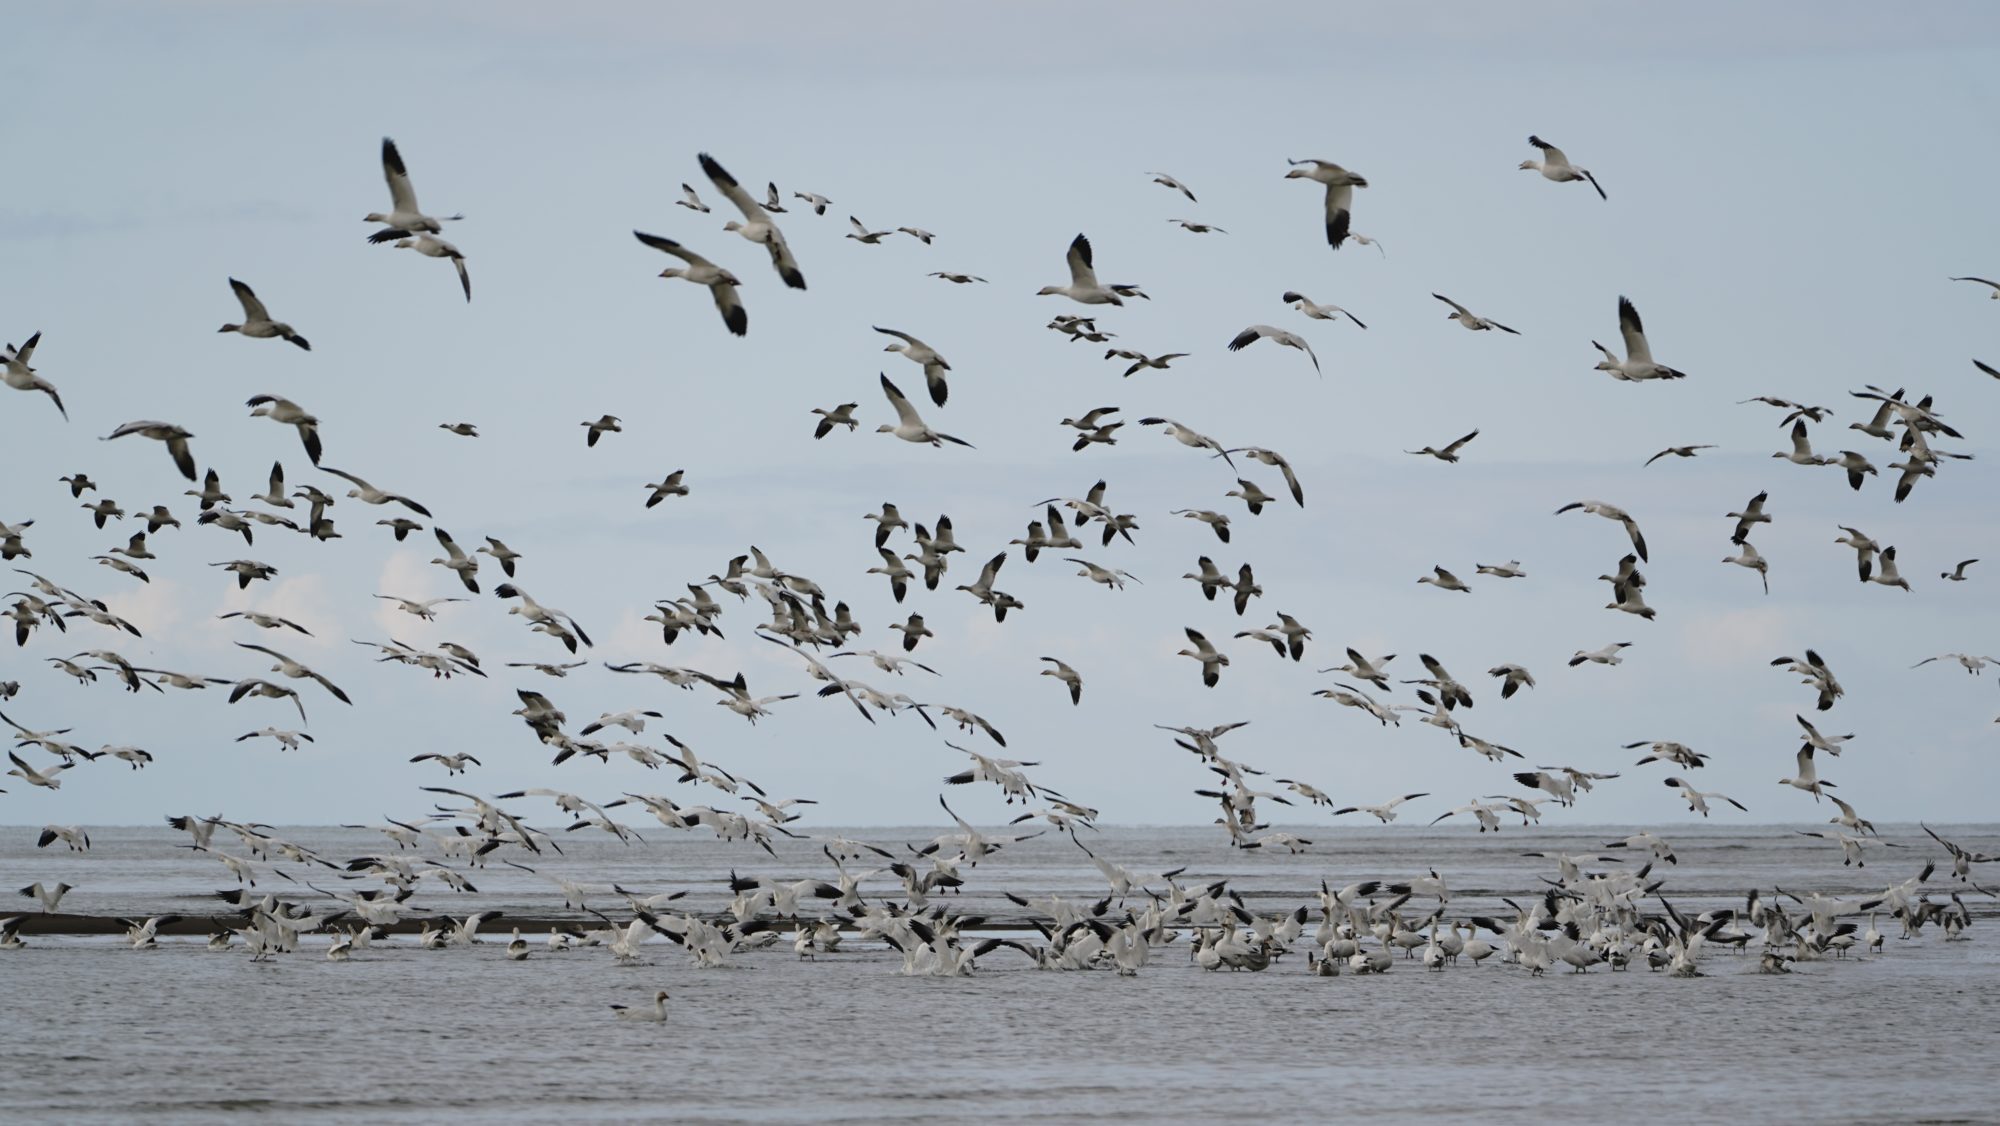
[3,2,1998,829]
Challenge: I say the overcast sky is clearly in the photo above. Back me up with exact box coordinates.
[2,2,1997,831]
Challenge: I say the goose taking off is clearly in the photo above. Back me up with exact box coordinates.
[364,137,462,243]
[219,279,309,350]
[1037,234,1123,305]
[633,232,745,336]
[1592,297,1686,382]
[700,152,806,289]
[2,332,66,419]
[1520,136,1606,199]
[877,375,972,448]
[1283,158,1367,249]
[1433,294,1519,334]
[1226,325,1319,375]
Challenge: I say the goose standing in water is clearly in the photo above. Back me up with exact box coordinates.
[363,137,462,243]
[2,332,64,418]
[1519,136,1606,199]
[1037,234,1123,305]
[634,232,744,335]
[700,152,806,290]
[1283,158,1367,249]
[876,375,972,448]
[218,279,310,350]
[1591,297,1687,382]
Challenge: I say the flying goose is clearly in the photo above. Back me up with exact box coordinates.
[102,420,197,481]
[1487,663,1536,698]
[789,190,830,214]
[390,234,471,301]
[428,528,480,594]
[1170,508,1230,543]
[896,226,936,243]
[1280,292,1365,327]
[1779,746,1836,801]
[18,880,75,912]
[1170,218,1225,234]
[1664,777,1747,817]
[1407,429,1480,462]
[1774,420,1831,466]
[928,271,987,284]
[2,332,65,419]
[1645,444,1716,465]
[7,751,71,790]
[876,327,952,406]
[1226,325,1319,374]
[1283,158,1367,249]
[1591,297,1686,382]
[411,752,481,775]
[1555,499,1648,561]
[1070,557,1140,590]
[1475,561,1525,579]
[1569,642,1631,667]
[1176,628,1229,687]
[1039,657,1083,705]
[1331,793,1428,823]
[876,374,972,448]
[846,216,892,244]
[1138,417,1234,467]
[1105,349,1187,377]
[1722,540,1770,594]
[1727,491,1771,544]
[1148,171,1197,201]
[1939,559,1978,582]
[1949,275,2000,298]
[235,642,352,705]
[811,402,858,439]
[320,466,430,516]
[1418,565,1471,593]
[218,610,311,635]
[1771,648,1844,711]
[1828,450,1878,490]
[633,231,745,336]
[1865,545,1911,591]
[218,279,310,350]
[643,471,688,507]
[1432,294,1519,334]
[581,415,622,447]
[700,152,805,289]
[364,137,461,243]
[245,395,324,463]
[676,183,709,212]
[1520,136,1606,199]
[1037,234,1123,305]
[373,594,466,621]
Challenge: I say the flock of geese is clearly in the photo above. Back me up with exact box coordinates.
[2,133,1996,1015]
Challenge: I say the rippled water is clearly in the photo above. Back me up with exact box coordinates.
[2,824,1995,1123]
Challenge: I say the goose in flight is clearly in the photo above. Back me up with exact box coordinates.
[1148,171,1197,201]
[928,271,986,284]
[390,234,472,301]
[18,880,75,912]
[676,183,709,212]
[1176,628,1228,687]
[1418,565,1471,593]
[1826,450,1878,490]
[877,374,972,448]
[1774,420,1831,466]
[1407,429,1480,462]
[1280,292,1366,328]
[236,727,313,751]
[1488,663,1536,699]
[1556,499,1648,561]
[1226,324,1318,374]
[845,216,894,244]
[700,152,806,290]
[582,415,622,447]
[1331,793,1428,823]
[1835,526,1878,582]
[1771,649,1843,711]
[1039,657,1083,705]
[430,528,480,594]
[226,678,308,723]
[1070,557,1140,590]
[811,403,858,439]
[1778,746,1836,801]
[1520,136,1606,199]
[7,751,71,790]
[1940,559,1978,582]
[1949,275,2000,298]
[633,232,745,336]
[1727,491,1771,544]
[219,279,310,350]
[1645,444,1716,466]
[103,420,199,480]
[1921,824,1999,881]
[1591,297,1686,382]
[2,332,65,419]
[235,642,352,705]
[876,327,952,406]
[1105,349,1187,377]
[1433,294,1519,334]
[1912,652,1996,674]
[364,137,461,243]
[1569,642,1631,667]
[1138,417,1234,467]
[411,752,481,775]
[374,594,466,621]
[1322,648,1395,690]
[320,466,431,516]
[896,225,936,244]
[643,470,688,507]
[1864,544,1912,592]
[1037,234,1123,305]
[218,610,311,635]
[611,990,669,1023]
[1170,219,1225,234]
[1283,158,1367,249]
[1722,540,1770,594]
[791,190,830,214]
[1664,777,1747,817]
[245,396,324,463]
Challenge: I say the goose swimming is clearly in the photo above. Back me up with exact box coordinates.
[611,990,669,1022]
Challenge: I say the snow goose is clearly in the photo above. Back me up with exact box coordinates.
[1148,172,1197,201]
[876,327,952,406]
[1433,294,1519,334]
[1139,417,1234,467]
[676,183,709,212]
[1105,349,1187,377]
[37,824,89,851]
[1407,429,1480,462]
[1037,234,1123,305]
[811,402,858,439]
[582,414,622,447]
[633,231,744,335]
[364,137,461,243]
[1071,557,1139,590]
[1281,292,1365,328]
[1663,777,1747,817]
[1722,540,1770,594]
[928,271,986,284]
[1176,627,1229,687]
[611,990,670,1022]
[1226,324,1318,374]
[218,610,311,635]
[410,752,481,775]
[844,216,892,244]
[236,727,312,750]
[1171,508,1230,543]
[1779,746,1836,801]
[9,751,71,791]
[429,528,480,594]
[1475,560,1525,579]
[791,190,830,214]
[1488,663,1536,698]
[1949,275,2000,298]
[1591,297,1686,382]
[1829,449,1877,490]
[1913,652,1996,674]
[1283,158,1367,249]
[18,881,74,912]
[102,420,198,481]
[245,395,323,463]
[1556,499,1648,561]
[643,470,688,508]
[1772,648,1844,710]
[321,466,430,516]
[0,332,63,419]
[1645,444,1716,465]
[1520,136,1606,199]
[1170,218,1225,234]
[1865,545,1911,591]
[235,642,352,705]
[1727,495,1772,545]
[1977,358,1998,380]
[1039,657,1083,705]
[896,226,935,243]
[701,152,806,289]
[759,183,787,212]
[1774,419,1830,466]
[876,374,972,448]
[388,232,470,300]
[218,279,309,350]
[1321,648,1395,690]
[1331,793,1428,823]
[1418,565,1471,593]
[1834,526,1878,581]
